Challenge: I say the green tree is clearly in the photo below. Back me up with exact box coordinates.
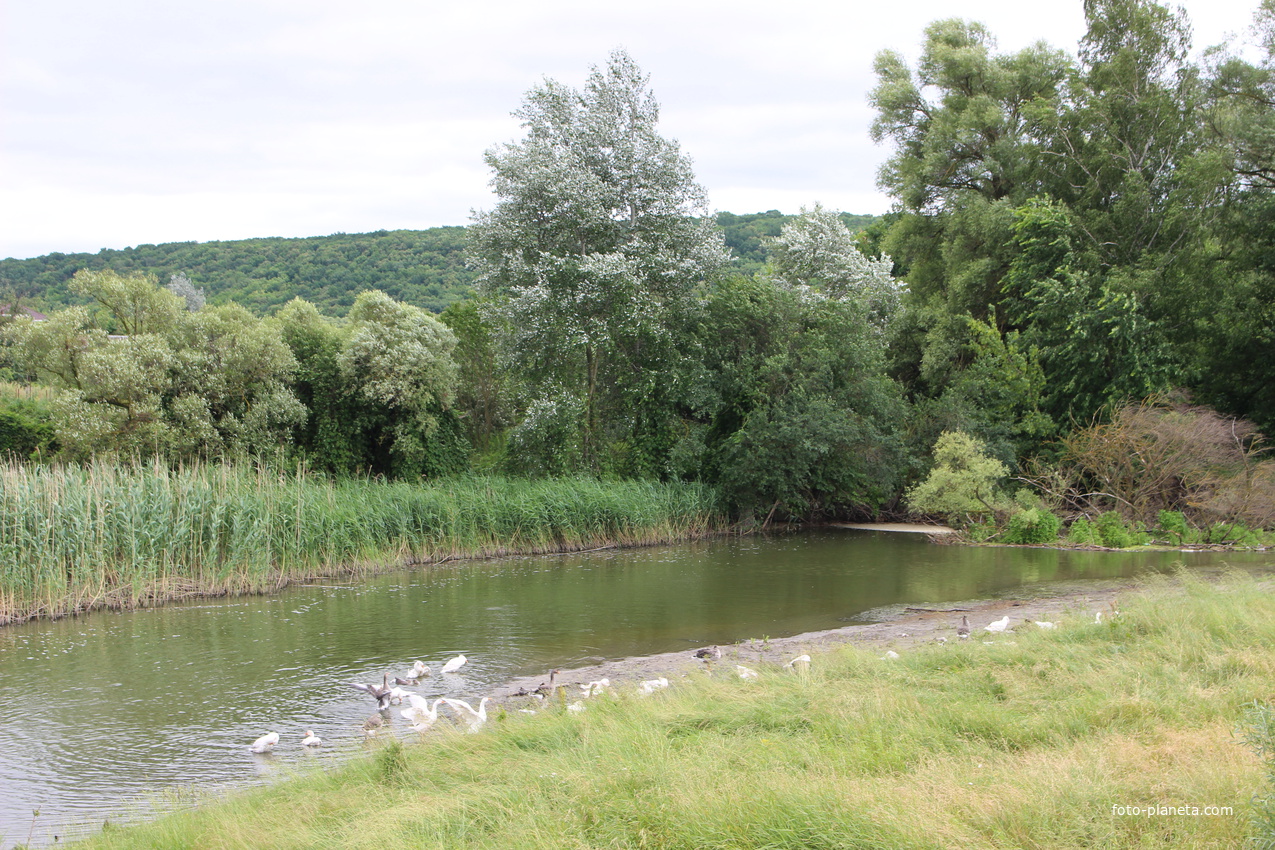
[905,430,1008,523]
[469,49,729,474]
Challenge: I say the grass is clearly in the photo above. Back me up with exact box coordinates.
[0,460,723,624]
[69,572,1271,849]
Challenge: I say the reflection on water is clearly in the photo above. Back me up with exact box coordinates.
[0,529,1269,846]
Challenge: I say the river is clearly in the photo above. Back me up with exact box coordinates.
[1,528,1270,847]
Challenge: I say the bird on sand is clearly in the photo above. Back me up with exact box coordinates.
[346,673,394,710]
[533,670,560,697]
[249,732,279,753]
[784,654,812,670]
[694,645,722,661]
[984,616,1011,633]
[440,654,468,674]
[957,615,971,639]
[301,730,322,747]
[638,677,669,695]
[736,665,759,679]
[580,678,611,697]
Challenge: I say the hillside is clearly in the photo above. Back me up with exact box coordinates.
[0,212,876,316]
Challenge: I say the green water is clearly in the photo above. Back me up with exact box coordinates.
[0,529,1269,847]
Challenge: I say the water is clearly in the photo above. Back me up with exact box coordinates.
[0,529,1270,846]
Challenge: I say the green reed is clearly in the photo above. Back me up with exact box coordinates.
[0,460,723,624]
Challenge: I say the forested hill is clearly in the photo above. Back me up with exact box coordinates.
[0,211,875,316]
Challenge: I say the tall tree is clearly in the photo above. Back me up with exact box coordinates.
[469,49,729,474]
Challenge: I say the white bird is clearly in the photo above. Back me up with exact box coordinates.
[957,615,971,639]
[406,660,429,679]
[736,665,759,680]
[440,654,468,674]
[567,701,586,713]
[401,695,444,730]
[784,654,812,670]
[301,730,322,747]
[249,732,279,754]
[441,696,491,732]
[638,677,669,695]
[984,616,1011,633]
[883,650,900,659]
[387,686,411,705]
[1095,611,1103,624]
[580,678,611,698]
[1033,620,1056,630]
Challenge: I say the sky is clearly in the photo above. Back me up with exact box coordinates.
[0,0,1265,261]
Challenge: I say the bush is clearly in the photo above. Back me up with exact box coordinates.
[1156,509,1195,544]
[0,398,56,459]
[1095,511,1150,548]
[1067,516,1102,545]
[1001,507,1063,544]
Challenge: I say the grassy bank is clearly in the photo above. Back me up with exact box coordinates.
[72,573,1271,849]
[0,460,723,624]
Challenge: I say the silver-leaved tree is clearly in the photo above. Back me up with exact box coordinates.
[469,49,729,474]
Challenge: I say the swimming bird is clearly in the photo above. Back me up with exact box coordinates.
[736,665,759,680]
[362,713,384,734]
[405,660,429,679]
[392,677,417,687]
[387,686,411,705]
[301,730,322,747]
[401,695,444,730]
[440,654,468,675]
[957,615,971,639]
[694,645,722,661]
[638,677,669,695]
[440,696,491,732]
[984,616,1011,633]
[249,732,279,754]
[346,673,394,710]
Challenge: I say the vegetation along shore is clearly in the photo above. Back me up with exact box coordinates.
[66,572,1275,849]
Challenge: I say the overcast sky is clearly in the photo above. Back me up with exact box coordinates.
[0,0,1264,260]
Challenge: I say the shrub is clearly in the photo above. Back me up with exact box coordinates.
[1001,507,1063,544]
[1067,516,1102,545]
[1095,511,1150,548]
[1156,509,1195,544]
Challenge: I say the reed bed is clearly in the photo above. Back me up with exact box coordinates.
[0,459,723,624]
[71,572,1270,849]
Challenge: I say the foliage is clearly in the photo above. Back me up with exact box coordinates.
[1094,511,1150,548]
[905,430,1008,523]
[1000,506,1063,544]
[1066,516,1102,545]
[1041,396,1275,529]
[0,396,56,459]
[1240,700,1275,849]
[469,49,729,474]
[694,274,907,520]
[0,228,475,316]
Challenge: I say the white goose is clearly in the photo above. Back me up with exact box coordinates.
[401,695,444,730]
[440,654,468,675]
[301,730,322,747]
[638,677,669,695]
[984,616,1011,633]
[249,732,279,754]
[441,696,492,732]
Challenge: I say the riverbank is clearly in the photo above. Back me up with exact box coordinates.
[71,570,1271,849]
[0,463,724,626]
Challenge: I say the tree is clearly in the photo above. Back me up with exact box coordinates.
[905,430,1009,523]
[469,49,729,474]
[766,204,902,329]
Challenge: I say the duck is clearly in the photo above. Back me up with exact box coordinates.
[401,695,444,730]
[440,654,468,675]
[440,696,491,732]
[957,615,971,639]
[346,673,394,710]
[984,616,1011,633]
[249,732,279,754]
[301,730,322,747]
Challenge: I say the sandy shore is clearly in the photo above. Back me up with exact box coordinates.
[491,577,1133,701]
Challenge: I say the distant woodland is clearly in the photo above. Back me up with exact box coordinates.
[0,212,875,317]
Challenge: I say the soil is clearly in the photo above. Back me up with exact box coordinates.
[490,576,1134,703]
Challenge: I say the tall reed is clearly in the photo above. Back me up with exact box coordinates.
[0,460,723,624]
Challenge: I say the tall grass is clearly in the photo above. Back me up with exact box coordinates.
[72,572,1270,849]
[0,459,723,624]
